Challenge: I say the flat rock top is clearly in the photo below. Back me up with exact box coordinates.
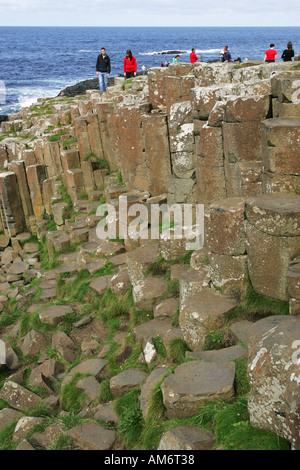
[161,361,235,396]
[39,305,73,316]
[158,424,216,450]
[127,245,160,263]
[186,344,248,363]
[263,117,300,128]
[62,358,107,386]
[246,193,300,214]
[134,317,173,342]
[248,315,293,348]
[181,290,237,314]
[110,368,148,387]
[207,197,246,212]
[67,422,116,450]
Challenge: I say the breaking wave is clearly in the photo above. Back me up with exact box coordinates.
[139,49,220,56]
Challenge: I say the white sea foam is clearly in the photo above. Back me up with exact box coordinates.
[139,48,220,56]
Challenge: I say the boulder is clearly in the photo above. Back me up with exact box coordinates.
[158,425,216,450]
[161,361,235,418]
[0,408,22,431]
[132,277,168,310]
[153,297,179,318]
[20,330,46,358]
[39,305,73,326]
[12,417,45,442]
[66,422,116,450]
[186,344,248,362]
[139,366,170,419]
[94,403,119,425]
[110,368,148,397]
[0,381,42,411]
[127,245,160,286]
[248,316,300,449]
[134,318,173,343]
[77,376,101,401]
[62,358,107,387]
[179,290,237,351]
[51,331,77,363]
[29,421,65,449]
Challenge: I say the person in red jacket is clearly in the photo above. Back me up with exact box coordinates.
[190,48,198,64]
[124,50,137,79]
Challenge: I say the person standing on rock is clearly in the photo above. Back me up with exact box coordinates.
[190,48,198,64]
[281,42,295,62]
[96,47,111,92]
[124,50,137,79]
[264,44,277,63]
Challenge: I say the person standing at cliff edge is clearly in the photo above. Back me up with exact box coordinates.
[281,42,294,62]
[190,48,198,63]
[96,47,111,92]
[124,50,137,79]
[264,44,277,63]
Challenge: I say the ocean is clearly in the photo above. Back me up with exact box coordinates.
[0,26,299,115]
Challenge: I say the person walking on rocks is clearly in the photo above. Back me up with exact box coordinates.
[264,43,277,63]
[124,50,137,79]
[281,41,295,62]
[96,47,111,92]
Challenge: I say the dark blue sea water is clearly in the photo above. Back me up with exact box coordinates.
[0,26,299,115]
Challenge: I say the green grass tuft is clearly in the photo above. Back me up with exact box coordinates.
[114,389,144,449]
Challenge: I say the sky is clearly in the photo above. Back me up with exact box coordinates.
[0,0,299,27]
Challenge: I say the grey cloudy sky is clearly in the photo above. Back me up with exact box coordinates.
[0,0,299,26]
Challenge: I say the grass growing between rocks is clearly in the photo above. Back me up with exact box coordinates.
[114,389,144,448]
[59,372,90,413]
[0,421,19,450]
[0,299,23,327]
[167,338,190,364]
[227,281,289,322]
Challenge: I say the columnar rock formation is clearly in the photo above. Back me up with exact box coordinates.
[0,60,300,450]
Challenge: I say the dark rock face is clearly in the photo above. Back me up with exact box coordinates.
[58,72,146,97]
[0,115,8,124]
[57,78,107,97]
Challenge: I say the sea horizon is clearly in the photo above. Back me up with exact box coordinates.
[1,25,299,115]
